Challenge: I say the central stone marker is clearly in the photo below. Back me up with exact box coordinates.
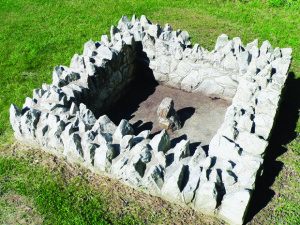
[9,14,292,225]
[157,97,181,132]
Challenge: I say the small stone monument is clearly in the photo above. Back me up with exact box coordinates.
[157,97,181,132]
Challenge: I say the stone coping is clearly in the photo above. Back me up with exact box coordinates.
[10,15,292,225]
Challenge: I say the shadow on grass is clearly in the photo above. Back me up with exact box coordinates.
[244,72,300,224]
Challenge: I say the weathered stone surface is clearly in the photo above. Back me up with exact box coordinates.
[215,34,229,51]
[182,167,201,204]
[143,164,164,193]
[20,109,41,138]
[120,135,134,153]
[157,97,181,132]
[113,119,134,142]
[189,145,207,167]
[10,103,22,135]
[173,139,190,163]
[218,189,252,225]
[162,164,187,201]
[149,129,171,153]
[94,143,117,172]
[63,133,84,163]
[193,182,218,215]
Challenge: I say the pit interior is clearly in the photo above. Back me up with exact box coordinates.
[107,76,231,152]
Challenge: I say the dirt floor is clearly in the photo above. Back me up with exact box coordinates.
[107,78,231,152]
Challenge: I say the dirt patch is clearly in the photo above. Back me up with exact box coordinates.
[0,190,43,225]
[107,78,231,151]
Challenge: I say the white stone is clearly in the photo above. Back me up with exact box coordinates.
[218,189,252,225]
[193,182,218,215]
[94,143,116,172]
[181,70,202,92]
[194,79,224,97]
[173,139,190,163]
[236,132,268,156]
[215,34,229,51]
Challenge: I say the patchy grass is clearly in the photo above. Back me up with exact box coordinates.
[0,143,225,224]
[1,0,300,224]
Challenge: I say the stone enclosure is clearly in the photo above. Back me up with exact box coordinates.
[10,15,292,225]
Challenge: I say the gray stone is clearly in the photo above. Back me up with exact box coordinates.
[140,15,152,26]
[120,135,134,153]
[133,130,150,144]
[281,48,292,58]
[178,30,191,46]
[22,97,37,109]
[143,164,164,193]
[95,46,114,60]
[245,39,258,52]
[223,52,238,72]
[149,129,171,153]
[154,151,167,168]
[110,26,121,42]
[101,35,110,46]
[164,23,173,32]
[83,142,98,166]
[125,152,150,186]
[175,61,191,77]
[159,31,172,41]
[20,109,41,138]
[113,119,134,142]
[209,134,241,162]
[92,115,117,134]
[95,131,113,145]
[69,102,79,116]
[77,103,96,125]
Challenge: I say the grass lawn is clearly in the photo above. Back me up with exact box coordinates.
[1,0,300,224]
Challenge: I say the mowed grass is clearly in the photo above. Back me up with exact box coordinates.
[0,0,300,224]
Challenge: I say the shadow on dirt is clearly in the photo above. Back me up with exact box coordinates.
[107,77,159,129]
[244,72,300,224]
[177,107,196,127]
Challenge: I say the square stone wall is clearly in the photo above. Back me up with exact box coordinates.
[10,15,292,225]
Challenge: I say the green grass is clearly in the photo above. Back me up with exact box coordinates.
[1,0,300,224]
